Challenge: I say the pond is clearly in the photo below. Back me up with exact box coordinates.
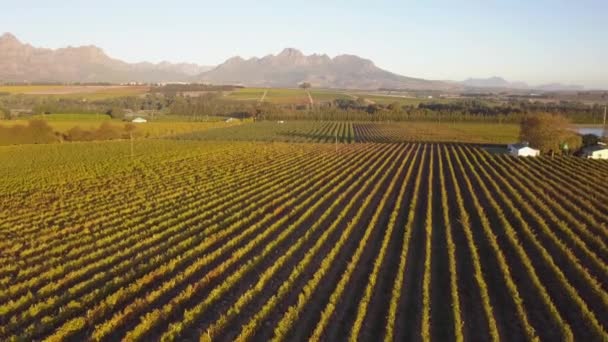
[576,127,606,136]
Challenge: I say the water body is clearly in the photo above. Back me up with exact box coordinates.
[576,127,606,136]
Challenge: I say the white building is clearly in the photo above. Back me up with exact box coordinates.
[508,143,540,157]
[581,144,608,159]
[131,117,147,123]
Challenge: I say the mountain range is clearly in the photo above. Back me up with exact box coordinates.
[0,33,212,83]
[197,48,456,90]
[459,76,584,91]
[0,33,586,91]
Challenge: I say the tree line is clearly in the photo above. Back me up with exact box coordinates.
[0,90,605,124]
[0,120,138,145]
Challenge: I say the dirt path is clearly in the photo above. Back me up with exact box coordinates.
[306,90,314,106]
[259,89,268,102]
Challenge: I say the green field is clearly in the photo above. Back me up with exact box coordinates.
[225,88,355,104]
[222,87,460,106]
[349,93,454,105]
[223,88,266,101]
[265,88,309,104]
[309,89,353,102]
[0,85,150,100]
[0,84,469,112]
[31,113,112,121]
[225,88,311,104]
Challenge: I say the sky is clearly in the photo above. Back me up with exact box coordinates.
[2,0,608,88]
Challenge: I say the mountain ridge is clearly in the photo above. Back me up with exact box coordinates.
[197,47,456,90]
[0,34,457,90]
[0,33,212,83]
[0,33,588,91]
[459,76,584,91]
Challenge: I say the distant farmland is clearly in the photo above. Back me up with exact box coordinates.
[224,87,310,104]
[223,87,450,105]
[1,141,606,341]
[0,85,150,99]
[177,121,520,144]
[0,84,455,105]
[0,118,242,143]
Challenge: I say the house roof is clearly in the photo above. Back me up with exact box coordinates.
[509,143,534,150]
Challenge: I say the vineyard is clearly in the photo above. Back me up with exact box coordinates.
[1,140,607,341]
[176,121,519,144]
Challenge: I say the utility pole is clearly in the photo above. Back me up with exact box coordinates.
[335,127,338,153]
[603,105,607,138]
[130,131,134,159]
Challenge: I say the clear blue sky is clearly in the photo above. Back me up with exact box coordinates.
[3,0,607,88]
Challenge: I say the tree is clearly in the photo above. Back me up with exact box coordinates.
[366,104,380,114]
[106,107,125,120]
[387,102,401,111]
[582,133,600,146]
[95,122,122,140]
[65,126,89,141]
[27,119,58,144]
[519,113,582,155]
[254,102,279,121]
[0,106,10,120]
[124,123,137,137]
[356,97,367,107]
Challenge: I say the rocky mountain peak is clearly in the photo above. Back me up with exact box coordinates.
[0,32,19,43]
[0,33,212,83]
[198,48,454,90]
[277,48,304,58]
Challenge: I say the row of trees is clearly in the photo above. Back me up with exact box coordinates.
[0,120,138,145]
[0,120,59,145]
[1,91,605,124]
[419,100,606,123]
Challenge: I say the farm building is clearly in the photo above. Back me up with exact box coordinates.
[131,117,147,123]
[508,143,540,157]
[225,118,235,123]
[581,144,608,159]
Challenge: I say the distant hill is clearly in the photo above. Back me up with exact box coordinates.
[460,76,584,91]
[461,76,529,89]
[0,33,212,83]
[534,83,585,91]
[197,48,458,90]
